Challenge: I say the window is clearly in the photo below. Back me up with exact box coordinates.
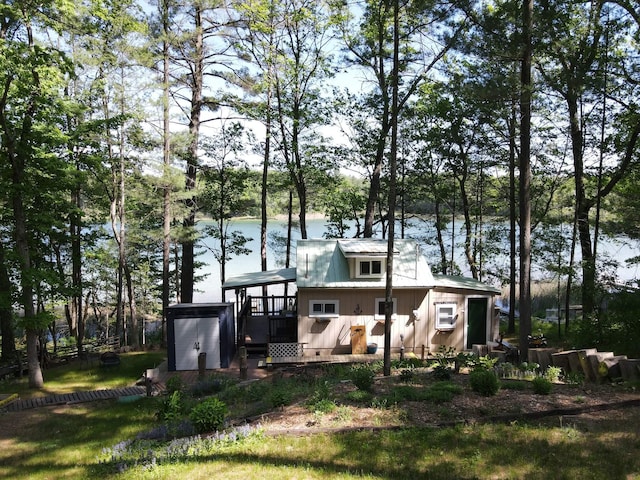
[309,300,339,318]
[374,297,397,321]
[357,259,384,278]
[435,303,457,330]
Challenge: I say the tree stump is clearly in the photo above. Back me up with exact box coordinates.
[586,352,614,384]
[598,355,628,380]
[619,358,640,382]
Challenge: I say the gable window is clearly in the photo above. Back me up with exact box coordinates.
[309,300,339,318]
[357,259,384,278]
[435,303,457,330]
[374,297,397,321]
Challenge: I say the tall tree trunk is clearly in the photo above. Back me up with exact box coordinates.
[508,94,518,334]
[518,0,534,362]
[181,3,204,304]
[0,243,16,362]
[161,0,171,346]
[71,186,84,355]
[384,0,400,377]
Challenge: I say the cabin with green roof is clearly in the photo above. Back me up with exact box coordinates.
[224,238,501,358]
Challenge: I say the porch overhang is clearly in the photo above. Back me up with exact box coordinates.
[222,267,297,292]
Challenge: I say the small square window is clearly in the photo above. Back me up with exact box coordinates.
[436,303,457,330]
[309,300,339,318]
[375,298,397,321]
[357,259,385,278]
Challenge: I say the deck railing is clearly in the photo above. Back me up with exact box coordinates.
[238,295,297,347]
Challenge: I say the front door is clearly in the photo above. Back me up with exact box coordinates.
[466,298,488,349]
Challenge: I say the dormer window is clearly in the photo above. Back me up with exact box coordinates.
[356,258,384,278]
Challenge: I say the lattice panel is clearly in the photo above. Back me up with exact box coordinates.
[268,342,303,358]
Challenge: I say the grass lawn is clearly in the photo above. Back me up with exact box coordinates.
[0,353,639,480]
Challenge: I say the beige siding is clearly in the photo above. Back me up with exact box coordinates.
[297,287,497,357]
[298,288,429,357]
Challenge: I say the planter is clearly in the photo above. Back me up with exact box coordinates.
[367,343,378,354]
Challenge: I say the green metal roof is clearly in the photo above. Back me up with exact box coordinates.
[296,238,435,289]
[222,267,297,291]
[432,274,501,294]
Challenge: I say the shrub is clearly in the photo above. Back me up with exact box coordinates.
[307,398,337,414]
[349,364,376,392]
[189,397,227,433]
[399,368,415,383]
[431,364,451,381]
[157,390,188,422]
[532,377,553,395]
[268,386,293,407]
[544,366,562,383]
[470,370,500,396]
[344,390,373,404]
[165,375,185,395]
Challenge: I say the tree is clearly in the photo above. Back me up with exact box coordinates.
[536,0,640,317]
[0,1,77,387]
[336,0,460,237]
[199,122,253,287]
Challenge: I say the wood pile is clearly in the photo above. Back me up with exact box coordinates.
[546,349,640,383]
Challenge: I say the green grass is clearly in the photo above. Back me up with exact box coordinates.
[2,354,640,479]
[0,351,166,399]
[3,401,637,480]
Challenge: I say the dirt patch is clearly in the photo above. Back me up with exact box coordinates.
[250,368,640,436]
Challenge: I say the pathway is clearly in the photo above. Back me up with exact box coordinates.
[4,386,148,412]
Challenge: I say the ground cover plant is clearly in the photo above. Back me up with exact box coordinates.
[1,355,639,479]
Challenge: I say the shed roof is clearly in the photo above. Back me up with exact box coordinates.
[432,274,501,294]
[296,238,435,289]
[222,267,297,291]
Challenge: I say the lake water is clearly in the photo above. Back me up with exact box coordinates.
[193,217,640,302]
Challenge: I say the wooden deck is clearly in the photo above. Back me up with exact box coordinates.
[258,352,408,367]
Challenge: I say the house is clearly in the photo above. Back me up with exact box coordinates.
[223,238,501,358]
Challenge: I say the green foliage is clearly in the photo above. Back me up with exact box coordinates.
[544,366,562,383]
[268,385,294,408]
[531,377,553,395]
[469,370,501,396]
[189,397,228,433]
[501,380,528,391]
[344,389,374,404]
[399,368,415,383]
[166,375,186,395]
[157,391,188,423]
[348,364,376,392]
[469,355,499,372]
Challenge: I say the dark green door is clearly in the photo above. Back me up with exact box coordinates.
[466,298,488,349]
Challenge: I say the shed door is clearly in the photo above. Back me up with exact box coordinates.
[466,298,488,349]
[174,317,221,370]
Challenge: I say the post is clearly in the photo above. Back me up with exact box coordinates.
[239,346,248,380]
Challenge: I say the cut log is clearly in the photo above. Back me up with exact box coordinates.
[568,349,596,376]
[598,355,628,380]
[586,352,614,384]
[552,351,574,373]
[531,348,558,371]
[619,358,640,382]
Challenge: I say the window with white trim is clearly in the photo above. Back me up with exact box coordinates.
[356,258,384,278]
[435,303,457,330]
[374,297,397,321]
[309,300,339,318]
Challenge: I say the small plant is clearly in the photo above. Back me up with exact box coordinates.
[431,364,451,380]
[165,375,185,394]
[471,355,499,372]
[501,380,528,390]
[564,371,585,386]
[531,376,553,395]
[399,368,415,383]
[344,389,373,404]
[308,398,337,414]
[349,364,376,392]
[268,386,294,407]
[469,370,501,396]
[543,366,562,383]
[189,397,227,433]
[158,390,187,422]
